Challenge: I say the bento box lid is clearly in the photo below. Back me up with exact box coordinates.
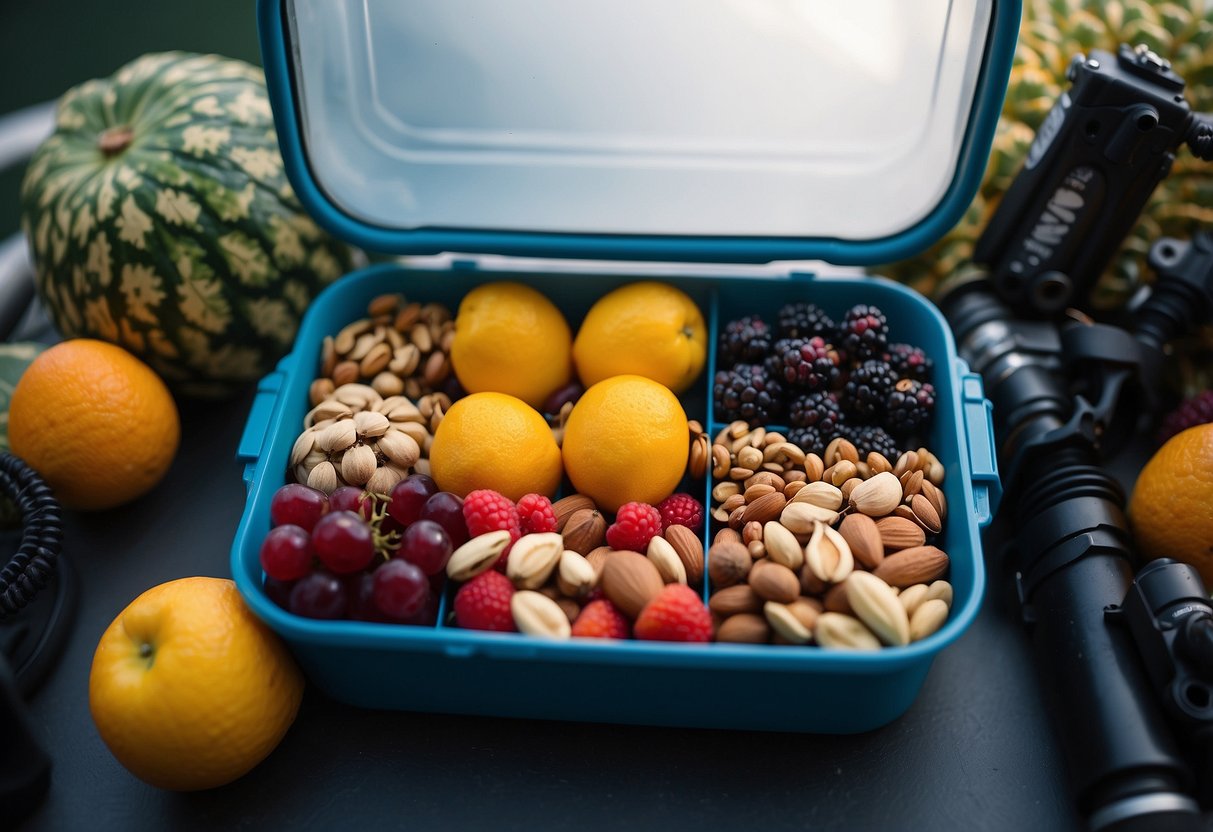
[258,0,1019,265]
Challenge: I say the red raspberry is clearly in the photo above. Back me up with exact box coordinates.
[463,489,521,568]
[516,493,558,535]
[633,585,712,642]
[453,570,515,632]
[605,502,662,551]
[571,599,630,639]
[656,493,704,532]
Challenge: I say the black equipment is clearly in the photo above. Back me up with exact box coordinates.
[942,42,1213,832]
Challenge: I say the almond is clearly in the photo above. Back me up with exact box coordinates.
[707,540,751,588]
[910,598,949,641]
[823,583,852,614]
[585,546,610,583]
[601,550,665,618]
[910,494,943,534]
[663,525,704,584]
[506,533,564,589]
[743,483,776,503]
[553,494,596,531]
[511,590,571,639]
[876,516,927,552]
[762,521,804,570]
[741,491,786,525]
[849,471,903,517]
[714,527,742,546]
[788,597,822,631]
[716,613,770,644]
[799,562,826,596]
[764,601,811,644]
[845,571,910,646]
[920,480,946,521]
[647,535,688,585]
[709,584,762,616]
[926,580,953,607]
[872,545,949,588]
[748,561,800,604]
[562,509,606,555]
[838,514,883,568]
[446,530,513,581]
[815,612,881,650]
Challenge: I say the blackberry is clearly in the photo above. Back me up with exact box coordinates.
[788,390,845,438]
[776,302,836,341]
[840,304,889,362]
[845,425,901,461]
[718,315,772,367]
[787,426,825,457]
[884,343,933,382]
[766,336,843,391]
[713,364,783,426]
[1158,390,1213,445]
[842,359,898,421]
[885,379,936,436]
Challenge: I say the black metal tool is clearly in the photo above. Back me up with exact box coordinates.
[941,40,1213,832]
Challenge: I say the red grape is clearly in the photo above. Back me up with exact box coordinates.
[312,510,376,574]
[421,492,469,547]
[289,571,348,619]
[407,589,440,626]
[388,474,438,527]
[263,576,296,609]
[346,572,389,622]
[329,486,374,520]
[372,559,430,620]
[270,484,329,531]
[260,524,315,581]
[398,519,453,575]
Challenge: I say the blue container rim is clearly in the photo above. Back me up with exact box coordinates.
[257,0,1022,266]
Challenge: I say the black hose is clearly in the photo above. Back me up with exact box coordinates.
[0,453,61,619]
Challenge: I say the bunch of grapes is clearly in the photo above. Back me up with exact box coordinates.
[259,475,470,624]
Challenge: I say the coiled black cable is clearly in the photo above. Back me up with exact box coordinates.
[0,453,61,619]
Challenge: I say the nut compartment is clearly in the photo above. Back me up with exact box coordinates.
[232,261,994,733]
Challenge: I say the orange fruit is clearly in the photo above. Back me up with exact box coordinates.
[562,375,688,512]
[1128,424,1213,584]
[89,577,304,791]
[450,281,573,409]
[7,339,179,510]
[573,282,707,393]
[429,392,562,501]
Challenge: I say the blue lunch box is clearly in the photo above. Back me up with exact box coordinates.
[232,0,1017,732]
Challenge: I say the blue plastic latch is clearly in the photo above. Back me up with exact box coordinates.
[238,369,286,488]
[957,359,1002,526]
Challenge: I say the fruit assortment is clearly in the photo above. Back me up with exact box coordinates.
[714,302,936,461]
[255,280,959,650]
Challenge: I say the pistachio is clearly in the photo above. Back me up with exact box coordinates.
[306,460,339,494]
[762,521,804,570]
[805,521,854,583]
[511,591,571,639]
[909,599,950,641]
[289,430,316,468]
[790,481,843,511]
[845,571,910,646]
[447,530,513,581]
[366,465,403,495]
[780,502,839,534]
[647,535,688,585]
[507,533,565,589]
[557,550,597,596]
[340,444,378,486]
[849,471,903,517]
[815,612,881,650]
[376,429,422,469]
[763,601,811,644]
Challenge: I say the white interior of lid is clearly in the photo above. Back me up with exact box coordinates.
[286,0,991,240]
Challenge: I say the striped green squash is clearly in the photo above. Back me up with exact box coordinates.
[19,52,353,397]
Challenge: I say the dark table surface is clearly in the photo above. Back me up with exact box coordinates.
[0,2,1185,830]
[13,386,1081,832]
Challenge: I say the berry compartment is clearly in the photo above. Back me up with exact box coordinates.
[232,261,998,733]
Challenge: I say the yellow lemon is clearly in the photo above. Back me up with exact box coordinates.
[562,375,689,512]
[89,577,303,791]
[429,392,562,500]
[573,282,707,393]
[450,281,572,409]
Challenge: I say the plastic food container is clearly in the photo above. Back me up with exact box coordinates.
[231,0,1015,732]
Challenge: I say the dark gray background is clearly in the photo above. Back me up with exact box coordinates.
[0,1,1119,829]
